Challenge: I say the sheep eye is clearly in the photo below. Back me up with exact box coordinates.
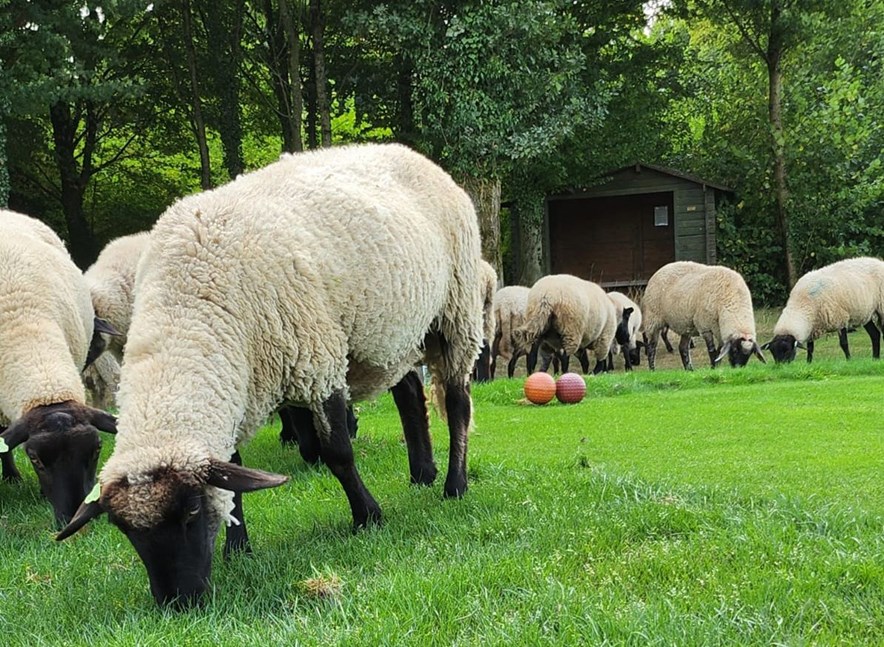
[187,504,201,519]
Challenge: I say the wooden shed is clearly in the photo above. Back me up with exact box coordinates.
[544,163,732,288]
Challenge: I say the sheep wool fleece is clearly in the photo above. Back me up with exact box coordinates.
[0,210,93,422]
[102,143,484,528]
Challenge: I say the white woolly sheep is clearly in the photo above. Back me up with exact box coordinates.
[516,274,616,375]
[0,210,118,526]
[642,261,765,370]
[57,143,485,608]
[489,285,541,377]
[762,256,884,362]
[606,291,642,371]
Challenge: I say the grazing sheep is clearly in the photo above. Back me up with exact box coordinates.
[606,291,642,371]
[516,274,616,375]
[83,232,151,364]
[0,210,118,526]
[761,256,884,362]
[57,143,484,608]
[642,261,765,370]
[489,286,538,378]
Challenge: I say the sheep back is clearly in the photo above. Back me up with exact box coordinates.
[0,211,93,421]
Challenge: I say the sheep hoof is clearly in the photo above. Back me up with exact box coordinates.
[410,464,438,486]
[353,505,383,531]
[443,476,468,498]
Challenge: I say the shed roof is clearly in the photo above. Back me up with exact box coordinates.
[596,162,733,193]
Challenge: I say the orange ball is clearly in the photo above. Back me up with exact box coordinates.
[524,372,557,405]
[556,372,586,404]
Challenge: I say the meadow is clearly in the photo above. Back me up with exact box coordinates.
[0,315,881,645]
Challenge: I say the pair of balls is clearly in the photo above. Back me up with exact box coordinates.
[524,371,586,405]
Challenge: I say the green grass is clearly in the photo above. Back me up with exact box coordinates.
[1,358,882,645]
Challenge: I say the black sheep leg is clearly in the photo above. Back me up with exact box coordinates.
[806,340,815,363]
[838,327,851,359]
[223,450,251,557]
[702,332,717,367]
[315,390,381,528]
[391,369,438,486]
[865,321,882,358]
[285,406,322,465]
[680,334,695,370]
[442,380,471,498]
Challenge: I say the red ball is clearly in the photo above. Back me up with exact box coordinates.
[556,372,586,404]
[524,372,557,405]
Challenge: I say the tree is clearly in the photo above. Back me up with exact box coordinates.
[2,0,157,267]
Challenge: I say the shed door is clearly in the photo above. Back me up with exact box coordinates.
[548,191,675,285]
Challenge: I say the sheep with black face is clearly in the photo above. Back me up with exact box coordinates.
[57,144,484,608]
[0,210,118,526]
[762,257,884,363]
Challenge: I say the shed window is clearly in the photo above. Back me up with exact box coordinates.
[654,206,669,226]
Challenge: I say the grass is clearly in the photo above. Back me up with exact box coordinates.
[0,325,882,644]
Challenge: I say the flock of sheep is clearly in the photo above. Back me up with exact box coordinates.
[489,257,883,379]
[0,142,881,610]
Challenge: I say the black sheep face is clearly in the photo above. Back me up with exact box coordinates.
[762,334,799,363]
[0,401,116,527]
[728,338,754,367]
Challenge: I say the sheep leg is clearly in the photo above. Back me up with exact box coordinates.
[622,344,633,371]
[806,340,815,363]
[606,350,614,372]
[1,437,22,481]
[391,370,437,486]
[576,348,590,374]
[539,349,554,373]
[315,391,382,528]
[679,334,694,371]
[702,332,717,367]
[661,326,675,353]
[526,343,539,374]
[490,332,502,379]
[283,406,322,465]
[507,354,519,378]
[442,379,471,498]
[646,332,658,371]
[223,450,252,558]
[864,321,881,358]
[838,328,851,359]
[278,406,298,446]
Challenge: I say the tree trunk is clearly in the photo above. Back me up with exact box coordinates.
[279,0,304,152]
[49,101,98,268]
[182,0,212,190]
[395,56,416,146]
[516,196,544,286]
[462,176,502,281]
[767,2,798,287]
[309,0,331,147]
[203,1,245,178]
[304,48,318,148]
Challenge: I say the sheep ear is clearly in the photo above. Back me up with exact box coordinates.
[0,419,30,452]
[206,459,289,493]
[796,341,807,350]
[760,341,772,351]
[56,500,105,541]
[94,317,122,336]
[713,341,731,365]
[88,409,118,434]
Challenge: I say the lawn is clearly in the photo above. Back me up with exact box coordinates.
[0,335,882,644]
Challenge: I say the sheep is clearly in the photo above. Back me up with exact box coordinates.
[606,291,642,371]
[83,232,151,364]
[516,274,616,375]
[642,261,765,370]
[56,143,485,608]
[472,260,499,382]
[761,256,884,363]
[489,286,532,378]
[0,209,118,526]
